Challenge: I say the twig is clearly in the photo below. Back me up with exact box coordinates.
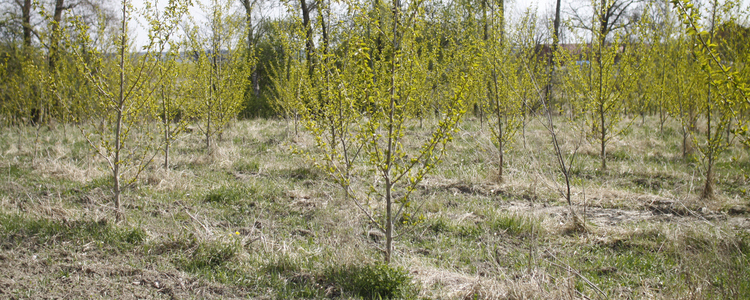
[544,249,608,300]
[180,206,211,236]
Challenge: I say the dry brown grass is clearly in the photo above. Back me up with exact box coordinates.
[0,116,748,299]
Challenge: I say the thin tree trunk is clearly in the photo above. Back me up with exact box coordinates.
[165,128,170,170]
[49,0,70,71]
[542,0,571,206]
[33,125,40,162]
[543,0,562,107]
[241,0,260,100]
[385,177,393,263]
[480,0,488,133]
[702,82,714,199]
[114,0,127,222]
[318,2,329,58]
[600,102,606,171]
[703,155,714,199]
[598,38,606,171]
[47,0,68,122]
[300,0,314,78]
[16,125,22,152]
[294,110,299,136]
[382,0,401,264]
[206,113,212,151]
[253,72,260,98]
[659,106,665,135]
[522,112,526,149]
[163,88,171,170]
[682,125,688,158]
[498,119,503,182]
[22,0,32,50]
[492,72,504,183]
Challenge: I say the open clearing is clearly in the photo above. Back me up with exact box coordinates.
[0,116,748,299]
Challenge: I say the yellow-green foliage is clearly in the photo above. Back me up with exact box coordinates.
[560,7,645,170]
[671,0,749,198]
[184,0,252,151]
[285,0,480,263]
[71,0,188,220]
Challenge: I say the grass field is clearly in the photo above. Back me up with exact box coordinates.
[0,115,748,299]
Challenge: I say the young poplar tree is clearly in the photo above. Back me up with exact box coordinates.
[270,22,308,136]
[561,0,645,171]
[287,0,479,263]
[624,9,666,127]
[642,1,681,135]
[666,38,702,159]
[185,0,251,153]
[479,0,524,183]
[0,59,6,125]
[2,50,53,158]
[512,10,579,209]
[73,0,187,221]
[671,0,749,199]
[642,0,701,158]
[155,44,192,170]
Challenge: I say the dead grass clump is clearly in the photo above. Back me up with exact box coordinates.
[668,224,750,298]
[412,266,580,300]
[412,266,505,299]
[34,202,72,221]
[144,169,196,192]
[77,186,108,206]
[33,157,104,183]
[582,188,636,209]
[560,212,591,235]
[211,143,241,169]
[643,193,737,218]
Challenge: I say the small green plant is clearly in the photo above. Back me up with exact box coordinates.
[287,167,320,180]
[1,164,27,178]
[233,159,260,174]
[69,140,90,161]
[455,223,482,238]
[176,240,239,273]
[204,185,253,204]
[82,176,112,192]
[428,218,452,234]
[488,213,540,236]
[327,263,414,299]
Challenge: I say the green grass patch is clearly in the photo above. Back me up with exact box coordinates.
[428,217,452,234]
[176,240,240,273]
[70,140,91,161]
[0,213,145,251]
[83,176,111,191]
[0,164,28,179]
[487,212,540,236]
[274,167,321,181]
[326,263,415,299]
[565,225,750,298]
[204,184,256,205]
[233,159,260,174]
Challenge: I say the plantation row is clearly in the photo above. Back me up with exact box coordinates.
[1,0,748,262]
